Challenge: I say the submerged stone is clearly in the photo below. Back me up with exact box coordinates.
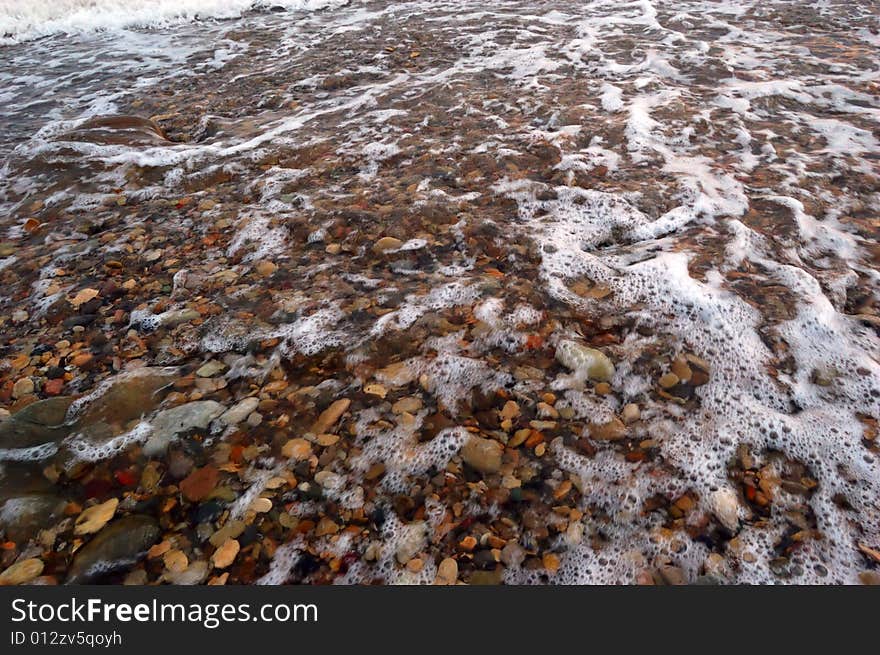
[555,340,615,382]
[142,401,224,456]
[66,515,160,584]
[218,397,259,426]
[77,369,176,428]
[0,558,44,585]
[0,397,74,451]
[461,435,503,474]
[0,493,66,543]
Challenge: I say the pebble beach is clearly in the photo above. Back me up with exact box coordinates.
[0,0,879,586]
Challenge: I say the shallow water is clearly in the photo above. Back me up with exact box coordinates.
[0,0,879,585]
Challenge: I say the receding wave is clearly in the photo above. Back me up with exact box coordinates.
[0,0,349,43]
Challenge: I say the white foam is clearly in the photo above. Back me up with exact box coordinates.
[359,141,401,179]
[65,421,153,465]
[599,83,624,112]
[371,281,482,336]
[418,353,513,413]
[0,0,350,43]
[494,171,880,582]
[349,407,469,495]
[0,442,60,462]
[202,305,345,359]
[227,215,289,262]
[256,540,302,585]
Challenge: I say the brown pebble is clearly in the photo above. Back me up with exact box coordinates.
[458,536,477,551]
[180,465,219,502]
[659,373,679,389]
[254,260,278,277]
[211,539,240,569]
[315,517,339,537]
[310,399,350,435]
[670,357,692,382]
[0,558,44,585]
[589,417,627,441]
[282,438,313,461]
[542,553,560,572]
[622,403,641,424]
[461,436,503,474]
[373,236,403,252]
[434,558,458,585]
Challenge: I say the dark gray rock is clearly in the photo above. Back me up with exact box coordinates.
[66,515,160,584]
[0,397,74,450]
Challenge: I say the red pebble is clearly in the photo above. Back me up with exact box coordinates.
[114,469,137,487]
[524,334,544,350]
[44,378,65,396]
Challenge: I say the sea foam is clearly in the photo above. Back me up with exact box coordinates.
[0,0,349,43]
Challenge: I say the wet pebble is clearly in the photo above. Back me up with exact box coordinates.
[555,340,615,382]
[74,498,119,535]
[143,400,225,456]
[461,436,503,474]
[67,515,160,583]
[0,558,44,586]
[211,539,240,569]
[219,397,259,425]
